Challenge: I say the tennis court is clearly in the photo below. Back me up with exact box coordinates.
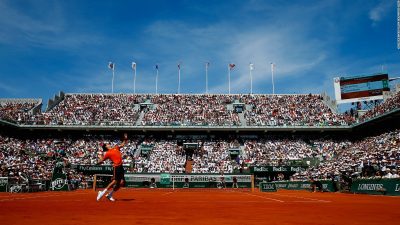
[1,189,399,225]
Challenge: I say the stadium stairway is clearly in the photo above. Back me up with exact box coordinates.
[135,111,145,125]
[238,112,247,126]
[239,145,246,158]
[185,160,193,173]
[134,146,142,158]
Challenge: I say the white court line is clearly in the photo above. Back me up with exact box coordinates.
[244,193,285,203]
[270,193,331,203]
[361,194,400,198]
[292,201,329,203]
[0,194,65,202]
[126,200,272,203]
[0,191,87,202]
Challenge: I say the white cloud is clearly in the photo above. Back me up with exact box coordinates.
[141,17,331,94]
[369,1,394,25]
[207,24,330,94]
[136,0,355,95]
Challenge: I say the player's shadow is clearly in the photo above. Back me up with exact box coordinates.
[117,198,135,202]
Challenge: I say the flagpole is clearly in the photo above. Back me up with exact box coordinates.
[112,65,115,93]
[133,63,137,94]
[134,68,136,94]
[178,64,181,94]
[206,63,208,94]
[271,63,275,95]
[228,64,231,94]
[156,67,159,94]
[250,64,253,95]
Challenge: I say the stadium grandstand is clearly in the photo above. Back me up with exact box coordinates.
[0,83,399,193]
[0,93,362,128]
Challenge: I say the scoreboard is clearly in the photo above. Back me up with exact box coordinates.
[183,143,199,150]
[333,73,390,104]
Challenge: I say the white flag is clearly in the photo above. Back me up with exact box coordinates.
[249,63,254,71]
[271,63,275,71]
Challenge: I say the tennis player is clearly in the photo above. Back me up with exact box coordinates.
[96,133,128,202]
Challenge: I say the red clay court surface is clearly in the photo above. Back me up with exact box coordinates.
[0,189,399,225]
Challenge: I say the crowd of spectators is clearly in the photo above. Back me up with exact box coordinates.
[134,140,186,173]
[0,135,138,182]
[0,100,39,123]
[191,140,242,173]
[241,94,355,126]
[305,129,400,180]
[1,92,399,127]
[1,129,398,183]
[0,134,191,180]
[141,95,240,126]
[0,135,59,180]
[242,137,351,167]
[237,130,400,181]
[359,91,400,123]
[27,94,144,126]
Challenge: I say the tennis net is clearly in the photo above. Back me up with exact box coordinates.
[93,174,254,192]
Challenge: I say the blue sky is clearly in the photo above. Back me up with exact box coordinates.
[0,0,398,107]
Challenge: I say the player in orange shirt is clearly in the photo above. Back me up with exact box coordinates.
[96,133,128,202]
